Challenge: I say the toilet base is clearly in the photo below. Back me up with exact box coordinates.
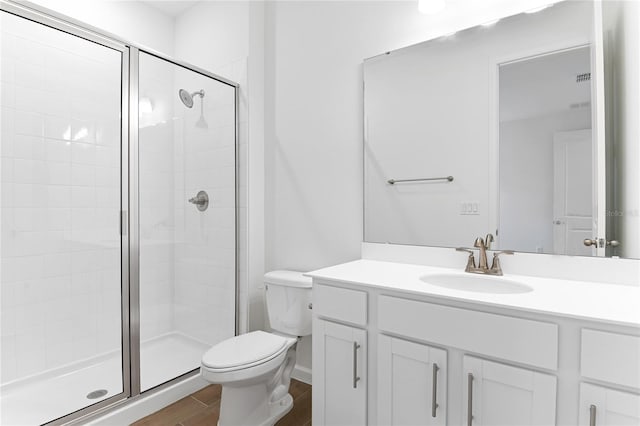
[217,386,293,426]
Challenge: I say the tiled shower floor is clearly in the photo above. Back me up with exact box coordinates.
[0,332,209,426]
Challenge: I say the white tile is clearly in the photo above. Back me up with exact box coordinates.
[15,87,46,114]
[0,335,17,382]
[1,81,16,107]
[1,56,16,84]
[15,300,46,332]
[45,340,74,369]
[71,186,95,208]
[46,161,71,185]
[15,110,44,137]
[1,307,16,337]
[14,134,45,160]
[72,249,101,273]
[46,185,71,208]
[44,115,71,140]
[45,138,71,163]
[40,276,71,303]
[71,120,96,144]
[45,208,71,231]
[15,329,46,377]
[71,163,95,186]
[43,252,72,277]
[71,270,100,295]
[1,157,13,182]
[71,142,95,165]
[44,318,74,346]
[14,60,44,90]
[95,166,118,187]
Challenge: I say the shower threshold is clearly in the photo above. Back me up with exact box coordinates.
[0,332,209,426]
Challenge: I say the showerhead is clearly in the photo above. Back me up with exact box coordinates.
[178,89,205,108]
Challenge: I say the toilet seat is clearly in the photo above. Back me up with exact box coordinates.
[202,331,296,373]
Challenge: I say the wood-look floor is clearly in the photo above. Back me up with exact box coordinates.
[131,379,311,426]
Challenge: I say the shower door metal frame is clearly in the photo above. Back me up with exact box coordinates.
[0,1,240,424]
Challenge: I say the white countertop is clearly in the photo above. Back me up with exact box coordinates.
[306,259,640,328]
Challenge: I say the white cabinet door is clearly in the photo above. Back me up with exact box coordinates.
[579,383,640,426]
[463,356,556,426]
[312,318,367,426]
[378,335,447,425]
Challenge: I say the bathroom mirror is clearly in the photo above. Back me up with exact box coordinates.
[363,0,639,259]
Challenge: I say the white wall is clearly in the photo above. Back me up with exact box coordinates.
[263,0,566,381]
[21,0,174,55]
[500,109,591,253]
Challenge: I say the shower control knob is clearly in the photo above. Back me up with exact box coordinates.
[188,190,209,212]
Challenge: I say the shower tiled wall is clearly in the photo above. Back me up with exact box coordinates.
[138,55,176,343]
[0,14,122,383]
[171,62,239,345]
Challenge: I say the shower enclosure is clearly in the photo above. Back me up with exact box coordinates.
[0,2,238,425]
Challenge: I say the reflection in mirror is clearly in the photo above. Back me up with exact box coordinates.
[363,0,640,259]
[498,47,593,256]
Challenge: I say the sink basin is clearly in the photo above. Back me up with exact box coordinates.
[419,273,533,294]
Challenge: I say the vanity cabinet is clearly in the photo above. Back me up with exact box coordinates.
[463,356,557,426]
[310,269,639,426]
[378,336,447,425]
[312,284,368,426]
[578,330,640,425]
[579,383,640,426]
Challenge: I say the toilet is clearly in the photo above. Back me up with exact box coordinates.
[200,271,312,426]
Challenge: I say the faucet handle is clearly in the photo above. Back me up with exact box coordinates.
[456,247,476,272]
[489,250,514,275]
[455,247,474,254]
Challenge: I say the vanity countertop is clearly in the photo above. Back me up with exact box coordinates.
[306,259,640,328]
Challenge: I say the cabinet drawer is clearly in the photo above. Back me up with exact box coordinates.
[581,329,640,390]
[313,283,367,326]
[378,295,558,370]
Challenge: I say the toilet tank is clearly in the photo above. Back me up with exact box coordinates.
[264,271,312,337]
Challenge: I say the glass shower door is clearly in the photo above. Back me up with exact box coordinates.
[137,52,236,391]
[0,9,125,425]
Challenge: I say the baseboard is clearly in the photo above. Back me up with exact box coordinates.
[292,365,312,385]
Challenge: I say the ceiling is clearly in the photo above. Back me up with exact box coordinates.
[141,1,199,17]
[499,46,592,123]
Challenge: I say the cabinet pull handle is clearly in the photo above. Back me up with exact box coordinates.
[353,342,361,389]
[467,373,474,426]
[590,404,596,426]
[432,363,439,417]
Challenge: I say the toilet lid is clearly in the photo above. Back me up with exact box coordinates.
[202,331,288,369]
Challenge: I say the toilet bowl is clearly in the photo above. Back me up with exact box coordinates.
[200,271,312,426]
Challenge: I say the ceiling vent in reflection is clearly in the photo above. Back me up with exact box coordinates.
[576,72,591,83]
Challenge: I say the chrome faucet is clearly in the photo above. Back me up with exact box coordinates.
[456,234,513,276]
